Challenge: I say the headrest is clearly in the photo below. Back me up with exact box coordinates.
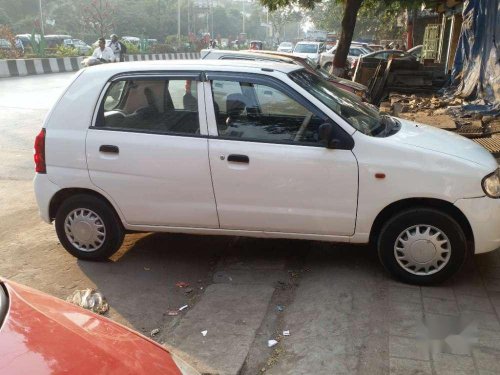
[226,93,247,116]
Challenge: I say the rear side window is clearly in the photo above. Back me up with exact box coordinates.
[97,78,200,135]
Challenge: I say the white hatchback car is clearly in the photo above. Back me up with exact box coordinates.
[34,60,500,285]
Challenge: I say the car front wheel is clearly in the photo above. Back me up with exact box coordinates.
[377,208,468,285]
[55,194,124,261]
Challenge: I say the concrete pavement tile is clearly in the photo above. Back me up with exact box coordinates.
[478,371,499,375]
[477,330,500,351]
[267,353,360,375]
[212,269,287,285]
[165,284,275,375]
[461,311,500,332]
[431,353,475,375]
[423,297,460,316]
[389,286,422,304]
[390,300,424,312]
[421,286,456,301]
[456,294,495,314]
[452,277,488,298]
[483,277,500,293]
[473,347,500,373]
[389,336,430,361]
[389,310,424,338]
[389,358,432,375]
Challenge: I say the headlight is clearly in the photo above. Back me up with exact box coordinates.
[482,168,500,198]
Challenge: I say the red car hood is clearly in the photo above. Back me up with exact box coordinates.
[0,280,181,375]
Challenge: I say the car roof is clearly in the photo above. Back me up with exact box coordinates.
[296,41,322,45]
[202,49,297,63]
[83,59,302,76]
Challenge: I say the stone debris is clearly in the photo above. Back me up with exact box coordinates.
[151,328,160,337]
[267,339,278,348]
[66,288,109,314]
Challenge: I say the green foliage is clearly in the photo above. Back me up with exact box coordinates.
[55,44,78,57]
[122,41,139,54]
[30,31,46,57]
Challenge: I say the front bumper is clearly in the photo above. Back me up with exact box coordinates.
[455,196,500,254]
[33,174,60,223]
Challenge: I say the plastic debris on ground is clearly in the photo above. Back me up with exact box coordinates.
[283,330,290,336]
[179,304,189,311]
[176,281,190,288]
[268,339,278,348]
[144,267,151,271]
[183,287,194,295]
[151,328,160,337]
[276,305,284,312]
[201,330,208,337]
[66,289,109,314]
[167,310,179,316]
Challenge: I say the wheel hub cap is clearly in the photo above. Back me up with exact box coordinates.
[394,225,451,276]
[64,208,106,252]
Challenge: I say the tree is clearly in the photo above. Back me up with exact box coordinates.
[261,0,421,76]
[82,0,116,38]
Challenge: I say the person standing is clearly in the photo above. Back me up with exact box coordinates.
[108,34,122,62]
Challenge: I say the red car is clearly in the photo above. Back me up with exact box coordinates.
[0,279,192,374]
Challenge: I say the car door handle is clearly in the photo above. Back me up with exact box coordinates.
[227,154,249,163]
[99,145,119,154]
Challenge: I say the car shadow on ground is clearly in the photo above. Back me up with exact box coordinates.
[76,231,500,337]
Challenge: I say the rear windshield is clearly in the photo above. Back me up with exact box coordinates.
[294,44,318,54]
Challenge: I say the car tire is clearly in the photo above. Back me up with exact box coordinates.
[55,194,125,261]
[377,208,467,285]
[323,62,332,72]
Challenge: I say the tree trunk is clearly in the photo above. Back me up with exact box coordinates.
[332,0,363,77]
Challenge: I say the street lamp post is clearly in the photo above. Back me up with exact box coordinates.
[39,0,44,35]
[178,0,181,46]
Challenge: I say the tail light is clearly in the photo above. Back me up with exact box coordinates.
[34,128,46,174]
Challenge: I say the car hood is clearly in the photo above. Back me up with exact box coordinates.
[393,118,497,169]
[0,281,182,375]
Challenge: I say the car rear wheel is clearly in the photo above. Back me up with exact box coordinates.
[377,208,467,285]
[55,194,124,261]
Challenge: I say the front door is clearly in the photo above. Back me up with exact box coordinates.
[86,74,219,228]
[205,73,358,236]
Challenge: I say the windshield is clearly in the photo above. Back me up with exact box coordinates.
[289,69,384,136]
[280,42,292,47]
[294,44,318,54]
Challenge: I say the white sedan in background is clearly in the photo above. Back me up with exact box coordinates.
[277,42,294,53]
[292,41,325,65]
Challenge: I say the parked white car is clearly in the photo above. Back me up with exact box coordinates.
[277,42,294,53]
[293,41,324,65]
[34,60,500,285]
[320,45,370,71]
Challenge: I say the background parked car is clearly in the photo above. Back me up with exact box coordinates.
[63,39,91,55]
[201,49,369,100]
[277,42,294,53]
[292,41,325,65]
[0,39,11,50]
[319,45,370,73]
[44,34,72,49]
[407,44,423,60]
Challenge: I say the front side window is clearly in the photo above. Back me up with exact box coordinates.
[289,69,391,137]
[98,78,200,134]
[211,79,326,144]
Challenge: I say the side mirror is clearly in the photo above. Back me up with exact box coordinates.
[318,122,341,149]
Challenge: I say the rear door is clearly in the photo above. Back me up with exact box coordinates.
[86,73,219,228]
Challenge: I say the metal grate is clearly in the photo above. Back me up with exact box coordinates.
[473,137,500,156]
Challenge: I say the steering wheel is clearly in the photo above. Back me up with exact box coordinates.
[293,112,313,142]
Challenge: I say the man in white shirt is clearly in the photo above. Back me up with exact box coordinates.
[108,34,121,62]
[91,38,115,62]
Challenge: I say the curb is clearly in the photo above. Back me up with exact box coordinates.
[0,52,201,78]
